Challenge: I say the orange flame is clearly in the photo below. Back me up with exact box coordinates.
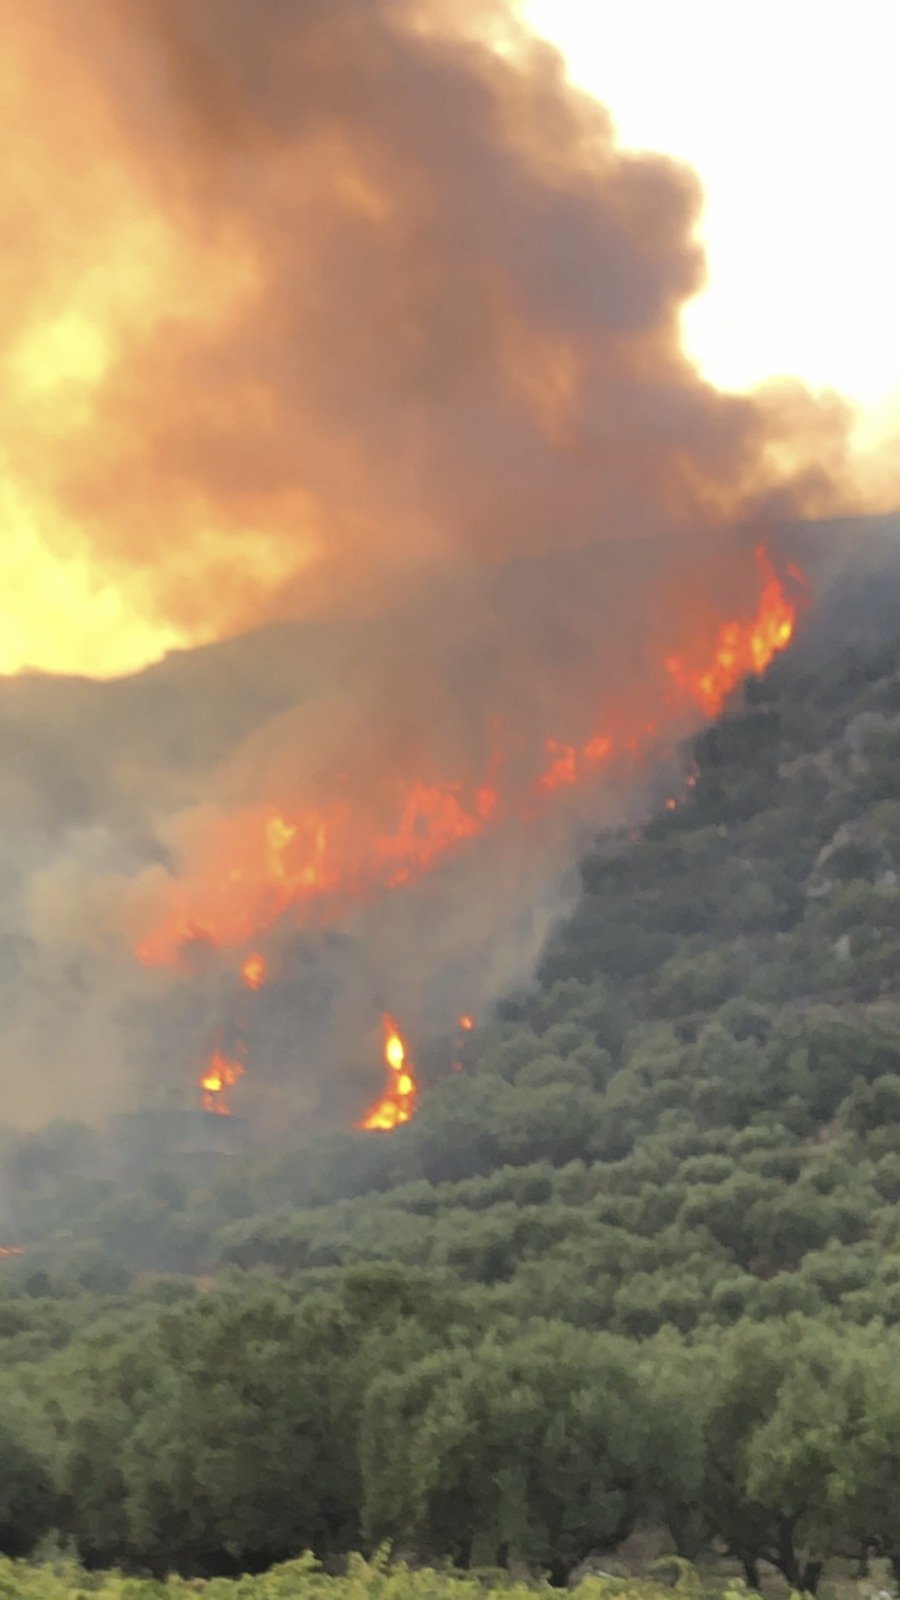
[359,1014,419,1130]
[199,1046,244,1116]
[665,546,799,717]
[241,951,267,990]
[137,547,802,976]
[451,1012,476,1073]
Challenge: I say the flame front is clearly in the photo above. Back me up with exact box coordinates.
[199,1047,245,1116]
[665,547,800,717]
[141,547,803,1130]
[137,546,803,978]
[359,1014,419,1131]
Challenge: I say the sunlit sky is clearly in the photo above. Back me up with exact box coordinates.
[524,0,900,439]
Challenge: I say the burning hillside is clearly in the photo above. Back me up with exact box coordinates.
[0,0,886,1129]
[136,546,802,975]
[167,541,801,1127]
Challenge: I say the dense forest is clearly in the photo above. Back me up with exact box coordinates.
[5,632,900,1587]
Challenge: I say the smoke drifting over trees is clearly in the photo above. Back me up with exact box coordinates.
[0,0,881,1125]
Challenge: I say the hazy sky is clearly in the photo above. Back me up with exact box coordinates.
[525,0,900,437]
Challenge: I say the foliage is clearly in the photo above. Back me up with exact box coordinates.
[0,1554,760,1600]
[7,640,900,1581]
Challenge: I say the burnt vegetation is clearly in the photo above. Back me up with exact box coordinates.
[6,634,900,1585]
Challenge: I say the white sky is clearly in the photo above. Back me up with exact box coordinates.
[523,0,900,438]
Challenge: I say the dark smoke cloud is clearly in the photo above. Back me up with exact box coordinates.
[0,0,878,1127]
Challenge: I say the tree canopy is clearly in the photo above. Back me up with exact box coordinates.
[6,638,900,1582]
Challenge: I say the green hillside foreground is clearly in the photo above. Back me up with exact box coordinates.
[8,634,900,1585]
[0,1555,762,1600]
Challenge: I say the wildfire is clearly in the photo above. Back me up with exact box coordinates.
[535,733,613,796]
[137,549,804,1141]
[241,951,267,991]
[199,1046,245,1116]
[134,544,804,1133]
[665,546,800,717]
[0,1246,25,1259]
[136,779,503,969]
[359,1014,419,1130]
[450,1012,476,1073]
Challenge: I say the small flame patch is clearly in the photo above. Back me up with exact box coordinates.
[241,951,267,990]
[359,1014,419,1130]
[200,1046,244,1116]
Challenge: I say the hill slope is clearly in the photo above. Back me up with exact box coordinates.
[5,626,900,1580]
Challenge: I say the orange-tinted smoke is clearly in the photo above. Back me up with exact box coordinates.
[0,0,858,675]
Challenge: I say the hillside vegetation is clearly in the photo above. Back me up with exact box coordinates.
[0,1555,758,1600]
[5,636,900,1584]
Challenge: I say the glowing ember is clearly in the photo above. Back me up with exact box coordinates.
[200,1046,245,1116]
[137,547,803,991]
[450,1012,476,1073]
[241,951,267,990]
[535,733,613,796]
[359,1014,419,1131]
